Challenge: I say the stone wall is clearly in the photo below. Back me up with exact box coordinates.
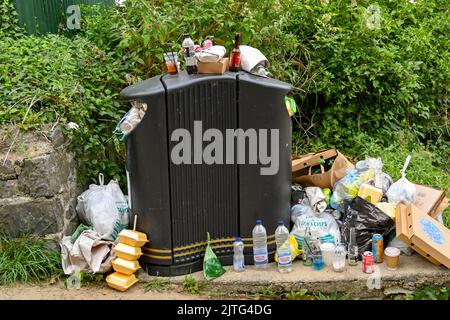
[0,125,78,239]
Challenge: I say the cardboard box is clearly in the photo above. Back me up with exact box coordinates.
[395,204,441,266]
[396,203,450,268]
[197,58,229,74]
[413,184,446,217]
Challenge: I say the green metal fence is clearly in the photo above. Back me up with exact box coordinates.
[14,0,115,34]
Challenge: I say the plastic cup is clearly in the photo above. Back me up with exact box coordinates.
[312,254,324,270]
[384,247,400,270]
[320,242,335,267]
[333,244,347,272]
[164,52,179,74]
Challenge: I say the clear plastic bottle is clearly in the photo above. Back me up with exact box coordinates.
[348,227,359,266]
[275,220,292,273]
[252,219,268,270]
[233,237,245,272]
[182,33,197,74]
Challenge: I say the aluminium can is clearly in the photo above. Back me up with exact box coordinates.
[362,251,374,274]
[371,233,384,263]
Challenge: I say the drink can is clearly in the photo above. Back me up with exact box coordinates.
[362,251,374,274]
[371,234,384,263]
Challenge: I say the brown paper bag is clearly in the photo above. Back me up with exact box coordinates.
[292,149,354,189]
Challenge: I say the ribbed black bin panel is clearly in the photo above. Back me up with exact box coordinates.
[166,78,238,264]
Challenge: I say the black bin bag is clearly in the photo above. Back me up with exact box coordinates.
[341,196,395,257]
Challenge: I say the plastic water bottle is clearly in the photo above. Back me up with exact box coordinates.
[233,237,245,272]
[275,220,292,273]
[252,219,268,270]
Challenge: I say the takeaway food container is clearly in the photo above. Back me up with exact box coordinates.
[113,243,143,260]
[111,257,141,275]
[106,272,138,292]
[118,229,148,247]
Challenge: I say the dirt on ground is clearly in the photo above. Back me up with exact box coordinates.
[0,281,204,300]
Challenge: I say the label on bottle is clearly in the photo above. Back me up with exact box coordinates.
[278,251,292,266]
[253,250,268,264]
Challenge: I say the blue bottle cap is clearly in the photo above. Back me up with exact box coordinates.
[236,237,241,241]
[256,219,262,224]
[278,220,284,225]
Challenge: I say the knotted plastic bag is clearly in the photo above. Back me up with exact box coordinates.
[386,155,416,205]
[203,232,226,281]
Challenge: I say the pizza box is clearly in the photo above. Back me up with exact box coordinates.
[413,184,446,217]
[395,204,441,266]
[404,204,450,268]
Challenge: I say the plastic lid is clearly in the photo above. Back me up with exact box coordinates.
[184,33,190,37]
[256,219,262,224]
[278,220,284,225]
[235,237,241,241]
[384,247,401,257]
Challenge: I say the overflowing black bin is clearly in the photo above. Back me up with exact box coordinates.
[121,71,292,276]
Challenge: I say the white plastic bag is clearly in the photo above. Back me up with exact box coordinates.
[76,174,129,241]
[305,187,327,213]
[386,155,416,205]
[290,210,341,245]
[195,45,226,63]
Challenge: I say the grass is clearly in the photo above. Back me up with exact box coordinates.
[142,278,171,293]
[182,274,205,295]
[0,234,62,285]
[257,287,350,300]
[404,287,449,300]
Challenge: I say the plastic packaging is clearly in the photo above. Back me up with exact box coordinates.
[275,220,292,273]
[291,209,341,246]
[233,237,245,272]
[290,202,314,224]
[275,235,301,262]
[195,45,226,63]
[76,173,129,241]
[203,232,226,280]
[320,242,335,267]
[113,100,147,141]
[305,187,327,213]
[330,163,375,212]
[333,244,347,272]
[341,197,395,256]
[386,155,416,205]
[252,220,268,269]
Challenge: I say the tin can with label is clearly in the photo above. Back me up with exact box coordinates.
[371,234,384,263]
[362,251,374,274]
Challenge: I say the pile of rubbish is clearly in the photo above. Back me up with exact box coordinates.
[287,149,450,273]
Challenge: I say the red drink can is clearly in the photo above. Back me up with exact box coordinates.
[362,251,374,274]
[371,234,384,263]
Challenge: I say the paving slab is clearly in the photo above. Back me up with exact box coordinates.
[139,253,450,299]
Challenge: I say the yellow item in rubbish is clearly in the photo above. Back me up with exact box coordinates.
[358,183,382,204]
[275,235,301,262]
[113,243,143,260]
[118,229,148,247]
[106,272,138,292]
[376,202,397,220]
[111,257,141,275]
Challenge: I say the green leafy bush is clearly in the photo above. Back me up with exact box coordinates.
[287,0,449,157]
[0,33,133,185]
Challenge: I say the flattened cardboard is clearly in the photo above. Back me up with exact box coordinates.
[395,204,441,266]
[406,204,450,269]
[413,184,445,217]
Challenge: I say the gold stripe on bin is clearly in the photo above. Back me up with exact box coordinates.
[142,253,173,260]
[142,247,172,254]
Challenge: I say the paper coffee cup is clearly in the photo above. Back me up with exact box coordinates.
[384,247,400,270]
